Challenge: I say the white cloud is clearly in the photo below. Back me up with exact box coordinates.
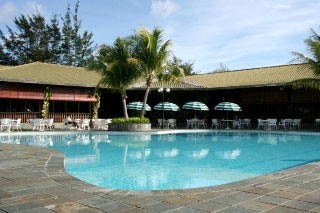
[151,0,179,18]
[163,0,320,73]
[0,2,17,23]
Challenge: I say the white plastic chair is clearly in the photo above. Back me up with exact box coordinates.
[11,118,22,131]
[99,119,108,130]
[257,119,265,130]
[63,119,73,129]
[198,119,207,129]
[233,120,241,129]
[241,119,251,128]
[278,119,286,130]
[32,119,45,131]
[186,119,193,129]
[0,119,11,131]
[81,119,90,130]
[157,119,163,128]
[211,119,221,129]
[267,119,277,130]
[292,119,301,129]
[168,119,177,129]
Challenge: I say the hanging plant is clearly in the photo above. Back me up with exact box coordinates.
[41,87,52,119]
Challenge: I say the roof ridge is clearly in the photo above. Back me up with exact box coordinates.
[190,63,308,76]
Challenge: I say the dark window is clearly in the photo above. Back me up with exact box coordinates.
[79,102,90,113]
[11,99,25,112]
[26,100,40,112]
[0,99,10,112]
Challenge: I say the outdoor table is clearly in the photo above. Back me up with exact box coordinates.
[192,119,200,128]
[285,119,293,129]
[220,119,235,129]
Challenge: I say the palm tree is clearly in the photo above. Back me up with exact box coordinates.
[132,27,184,117]
[291,28,320,90]
[87,38,140,119]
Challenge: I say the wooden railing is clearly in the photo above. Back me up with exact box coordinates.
[0,112,90,123]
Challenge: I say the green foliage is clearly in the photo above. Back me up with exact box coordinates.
[131,27,185,117]
[41,87,52,119]
[87,37,140,119]
[92,90,101,119]
[211,63,230,73]
[291,27,320,90]
[170,56,195,76]
[0,1,94,66]
[111,117,150,124]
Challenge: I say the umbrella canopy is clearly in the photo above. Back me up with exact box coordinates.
[214,102,241,111]
[153,102,180,111]
[127,102,151,111]
[182,101,209,111]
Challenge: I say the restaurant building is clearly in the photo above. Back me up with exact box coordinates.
[0,62,319,124]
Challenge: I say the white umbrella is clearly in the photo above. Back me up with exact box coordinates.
[214,102,242,129]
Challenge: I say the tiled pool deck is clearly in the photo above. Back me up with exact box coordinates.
[1,131,320,212]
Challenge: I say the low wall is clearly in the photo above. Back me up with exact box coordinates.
[108,123,151,131]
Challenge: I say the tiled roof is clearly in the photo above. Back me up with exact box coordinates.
[0,62,101,87]
[0,65,10,69]
[184,64,318,89]
[0,62,318,89]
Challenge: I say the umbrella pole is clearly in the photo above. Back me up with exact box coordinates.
[226,110,230,129]
[195,110,197,119]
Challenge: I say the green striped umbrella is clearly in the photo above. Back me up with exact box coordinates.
[127,102,151,111]
[182,102,209,111]
[182,101,209,118]
[214,102,241,111]
[153,102,180,111]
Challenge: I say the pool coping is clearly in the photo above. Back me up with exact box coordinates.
[1,130,320,212]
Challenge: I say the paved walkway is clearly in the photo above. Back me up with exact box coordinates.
[0,144,320,213]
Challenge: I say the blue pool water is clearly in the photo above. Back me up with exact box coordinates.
[0,131,320,190]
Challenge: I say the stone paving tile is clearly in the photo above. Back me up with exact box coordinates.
[94,201,132,212]
[118,207,156,213]
[19,192,55,202]
[186,200,229,212]
[254,195,290,205]
[165,207,208,213]
[280,200,320,211]
[164,196,200,206]
[269,190,302,199]
[0,190,13,200]
[210,192,259,206]
[216,206,257,213]
[312,206,320,213]
[122,196,160,207]
[46,201,89,213]
[234,200,276,212]
[15,207,54,213]
[296,194,320,204]
[264,206,309,213]
[240,186,275,195]
[260,183,288,190]
[298,181,320,190]
[76,196,112,207]
[10,188,39,197]
[0,201,41,212]
[31,197,71,207]
[69,207,105,213]
[142,201,181,212]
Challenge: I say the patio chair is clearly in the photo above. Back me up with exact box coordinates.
[267,119,277,130]
[316,119,320,129]
[292,119,301,129]
[257,119,265,130]
[81,119,90,130]
[241,119,251,128]
[186,119,193,129]
[168,119,177,129]
[0,119,11,131]
[157,119,163,128]
[99,119,108,130]
[233,120,241,129]
[211,119,221,129]
[198,119,207,129]
[11,118,22,131]
[45,118,54,131]
[278,119,286,130]
[32,119,45,131]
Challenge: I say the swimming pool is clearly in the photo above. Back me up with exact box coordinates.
[0,131,320,190]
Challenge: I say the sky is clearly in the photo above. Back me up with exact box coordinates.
[1,0,320,74]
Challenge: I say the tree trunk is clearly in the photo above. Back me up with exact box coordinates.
[121,92,129,119]
[140,85,151,117]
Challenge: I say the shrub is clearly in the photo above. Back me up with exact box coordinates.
[111,117,150,124]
